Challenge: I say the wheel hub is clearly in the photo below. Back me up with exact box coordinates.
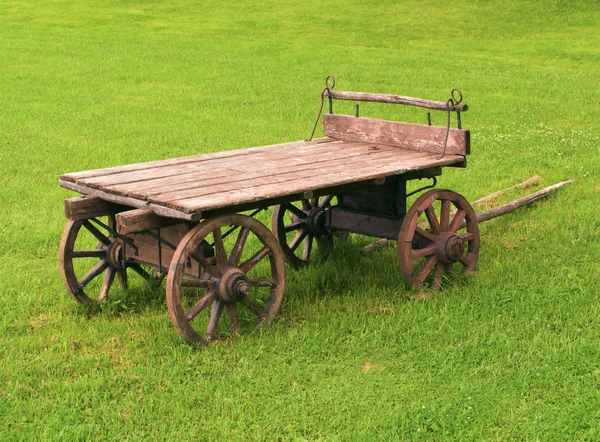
[306,207,326,235]
[106,239,125,269]
[217,268,250,303]
[436,232,464,264]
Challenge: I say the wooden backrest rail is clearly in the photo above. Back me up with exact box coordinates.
[324,90,468,112]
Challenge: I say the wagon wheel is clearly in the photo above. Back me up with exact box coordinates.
[272,195,336,268]
[59,215,151,304]
[166,214,286,345]
[398,189,480,289]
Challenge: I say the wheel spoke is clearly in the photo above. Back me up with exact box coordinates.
[189,250,219,278]
[185,291,216,322]
[213,227,228,268]
[283,220,305,233]
[225,303,240,335]
[416,255,437,283]
[424,206,440,234]
[414,226,437,243]
[228,226,250,266]
[432,264,443,290]
[301,198,312,211]
[460,232,475,241]
[206,299,224,339]
[78,259,109,289]
[247,278,277,288]
[182,278,214,289]
[412,244,436,260]
[284,202,307,219]
[458,256,471,267]
[99,267,116,300]
[117,269,128,289]
[302,233,313,261]
[449,209,467,233]
[440,199,451,232]
[239,246,270,273]
[71,249,106,259]
[319,195,334,208]
[82,220,110,246]
[289,229,308,252]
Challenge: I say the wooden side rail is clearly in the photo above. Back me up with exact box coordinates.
[324,90,468,112]
[64,196,127,220]
[323,114,470,156]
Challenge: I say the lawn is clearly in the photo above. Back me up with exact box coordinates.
[1,0,599,439]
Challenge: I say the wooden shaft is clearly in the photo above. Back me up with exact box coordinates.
[470,180,574,225]
[325,90,468,112]
[472,176,540,207]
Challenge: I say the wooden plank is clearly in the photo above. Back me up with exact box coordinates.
[148,147,427,204]
[117,144,411,201]
[60,138,335,183]
[64,196,127,220]
[117,209,185,235]
[328,207,402,240]
[323,114,470,156]
[79,141,377,190]
[326,90,468,112]
[196,177,396,219]
[125,224,195,272]
[59,180,201,221]
[169,152,464,213]
[338,178,400,217]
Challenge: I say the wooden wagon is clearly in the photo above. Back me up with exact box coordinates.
[58,77,479,344]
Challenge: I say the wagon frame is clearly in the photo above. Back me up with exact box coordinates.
[58,77,479,344]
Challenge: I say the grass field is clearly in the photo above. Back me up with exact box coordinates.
[1,0,599,439]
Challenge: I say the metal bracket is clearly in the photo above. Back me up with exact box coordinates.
[406,177,437,198]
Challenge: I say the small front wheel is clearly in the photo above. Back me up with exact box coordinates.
[166,214,286,345]
[398,189,480,289]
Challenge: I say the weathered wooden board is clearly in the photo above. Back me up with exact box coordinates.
[117,209,186,235]
[60,139,464,218]
[325,90,468,112]
[125,224,193,271]
[328,207,402,240]
[81,141,379,190]
[338,177,400,217]
[143,147,423,203]
[59,180,200,221]
[323,114,470,156]
[64,196,126,220]
[60,138,335,183]
[168,151,463,213]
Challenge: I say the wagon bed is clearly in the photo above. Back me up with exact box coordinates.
[59,136,465,221]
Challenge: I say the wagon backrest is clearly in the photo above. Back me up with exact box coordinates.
[321,88,470,157]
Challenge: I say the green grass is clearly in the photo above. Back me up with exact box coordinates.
[1,0,600,439]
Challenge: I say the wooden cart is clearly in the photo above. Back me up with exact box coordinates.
[58,78,479,345]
